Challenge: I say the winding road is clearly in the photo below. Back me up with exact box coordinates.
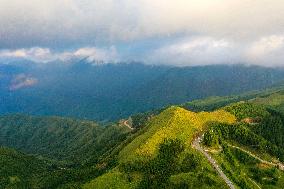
[192,135,284,189]
[192,136,236,189]
[228,144,284,170]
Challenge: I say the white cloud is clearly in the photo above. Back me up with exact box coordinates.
[2,36,284,67]
[246,35,284,67]
[1,0,284,48]
[0,47,120,63]
[72,46,119,62]
[0,48,54,62]
[146,37,242,66]
[1,0,284,66]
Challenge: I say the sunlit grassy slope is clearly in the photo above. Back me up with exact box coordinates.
[118,106,236,163]
[84,169,136,189]
[83,106,236,189]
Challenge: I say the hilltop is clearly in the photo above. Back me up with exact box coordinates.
[84,107,236,188]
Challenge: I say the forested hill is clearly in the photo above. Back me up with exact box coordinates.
[84,87,284,189]
[0,147,51,189]
[1,62,284,121]
[2,87,284,188]
[0,114,131,164]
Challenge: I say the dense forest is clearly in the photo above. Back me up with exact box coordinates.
[0,114,131,164]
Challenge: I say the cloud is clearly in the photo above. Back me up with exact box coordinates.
[0,47,56,62]
[71,46,119,62]
[143,35,284,67]
[1,35,284,67]
[0,1,284,66]
[0,46,120,63]
[0,48,54,62]
[1,0,284,49]
[246,35,284,67]
[145,37,242,66]
[246,35,284,66]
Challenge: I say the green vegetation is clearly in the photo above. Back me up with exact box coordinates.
[251,91,284,114]
[223,102,269,120]
[204,122,284,161]
[202,101,284,188]
[212,145,284,189]
[251,109,284,149]
[2,86,284,188]
[182,87,284,113]
[83,169,137,189]
[84,106,236,188]
[119,107,235,162]
[0,147,51,188]
[0,114,130,164]
[0,114,132,188]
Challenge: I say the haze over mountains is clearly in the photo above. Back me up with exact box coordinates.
[1,59,284,121]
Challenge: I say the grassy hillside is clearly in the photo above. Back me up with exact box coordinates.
[83,90,284,189]
[0,114,131,164]
[119,106,236,162]
[84,106,236,188]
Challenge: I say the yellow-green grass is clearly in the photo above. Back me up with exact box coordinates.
[83,106,236,189]
[83,168,139,189]
[119,106,236,163]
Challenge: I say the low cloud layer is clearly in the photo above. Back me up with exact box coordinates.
[0,47,120,63]
[1,35,284,67]
[0,0,284,66]
[146,37,240,66]
[145,35,284,67]
[246,35,284,67]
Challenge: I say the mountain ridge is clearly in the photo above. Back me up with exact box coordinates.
[1,62,284,121]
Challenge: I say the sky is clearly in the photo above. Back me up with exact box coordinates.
[0,0,284,67]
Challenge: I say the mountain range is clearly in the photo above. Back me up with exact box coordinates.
[1,60,284,121]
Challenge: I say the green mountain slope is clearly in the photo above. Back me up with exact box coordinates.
[119,107,236,162]
[2,86,284,188]
[0,114,131,164]
[83,107,236,189]
[0,147,51,189]
[202,102,284,188]
[250,91,284,113]
[83,88,284,189]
